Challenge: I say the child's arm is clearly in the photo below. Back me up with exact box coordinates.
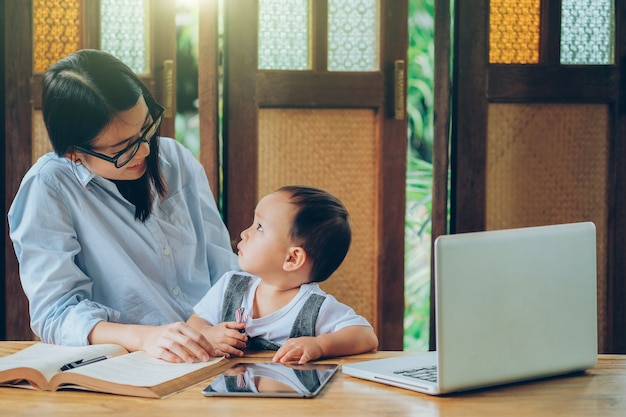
[187,313,249,358]
[272,325,378,364]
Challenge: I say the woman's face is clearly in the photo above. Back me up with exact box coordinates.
[71,96,153,181]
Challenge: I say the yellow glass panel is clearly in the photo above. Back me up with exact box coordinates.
[489,0,540,64]
[33,0,82,73]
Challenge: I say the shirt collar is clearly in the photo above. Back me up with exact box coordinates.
[70,160,96,186]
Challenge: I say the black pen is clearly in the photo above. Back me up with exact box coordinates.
[60,355,110,371]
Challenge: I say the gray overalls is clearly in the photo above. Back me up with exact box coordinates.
[221,274,326,351]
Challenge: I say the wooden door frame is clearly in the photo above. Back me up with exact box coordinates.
[612,0,626,353]
[430,0,453,351]
[197,0,220,200]
[1,0,7,340]
[4,0,33,341]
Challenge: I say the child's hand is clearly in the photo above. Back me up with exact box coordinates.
[272,337,323,364]
[202,321,248,358]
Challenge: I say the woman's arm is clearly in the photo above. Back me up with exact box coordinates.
[8,167,113,346]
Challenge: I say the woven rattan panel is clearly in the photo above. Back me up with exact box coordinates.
[258,108,378,327]
[32,110,52,162]
[487,103,609,351]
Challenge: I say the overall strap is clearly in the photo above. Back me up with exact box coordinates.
[293,368,322,393]
[221,274,251,322]
[224,375,252,392]
[289,293,326,338]
[248,293,327,351]
[248,337,281,351]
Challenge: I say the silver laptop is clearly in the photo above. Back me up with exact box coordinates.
[343,222,598,395]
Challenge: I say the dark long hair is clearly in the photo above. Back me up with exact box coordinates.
[42,49,166,221]
[279,186,352,283]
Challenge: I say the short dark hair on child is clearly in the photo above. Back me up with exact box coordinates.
[278,185,351,283]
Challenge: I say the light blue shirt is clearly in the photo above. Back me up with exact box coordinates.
[8,137,238,346]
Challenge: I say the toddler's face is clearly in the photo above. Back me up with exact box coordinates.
[237,191,296,278]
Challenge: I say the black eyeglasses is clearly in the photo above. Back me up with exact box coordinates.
[74,104,164,168]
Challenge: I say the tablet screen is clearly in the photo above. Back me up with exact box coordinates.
[201,362,339,398]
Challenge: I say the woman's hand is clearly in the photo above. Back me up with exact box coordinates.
[88,320,217,363]
[141,321,218,363]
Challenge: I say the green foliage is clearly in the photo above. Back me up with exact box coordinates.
[404,156,432,351]
[407,0,435,163]
[175,1,201,155]
[404,0,435,351]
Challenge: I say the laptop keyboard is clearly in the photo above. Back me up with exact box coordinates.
[393,366,438,383]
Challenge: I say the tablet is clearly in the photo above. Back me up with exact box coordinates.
[201,362,339,398]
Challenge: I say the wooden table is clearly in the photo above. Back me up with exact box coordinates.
[2,341,626,416]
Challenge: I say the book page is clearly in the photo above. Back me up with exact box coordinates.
[0,343,129,384]
[63,351,225,387]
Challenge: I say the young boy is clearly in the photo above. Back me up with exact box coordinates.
[187,186,378,364]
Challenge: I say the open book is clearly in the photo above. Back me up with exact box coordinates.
[0,343,228,398]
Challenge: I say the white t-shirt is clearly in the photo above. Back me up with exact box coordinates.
[193,271,372,346]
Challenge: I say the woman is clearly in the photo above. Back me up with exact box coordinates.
[8,49,238,363]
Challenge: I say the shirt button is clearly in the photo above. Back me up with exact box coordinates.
[162,248,170,256]
[172,288,180,296]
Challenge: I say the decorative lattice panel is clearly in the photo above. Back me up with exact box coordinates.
[489,0,540,64]
[33,0,81,73]
[258,0,309,70]
[100,0,149,74]
[327,0,379,71]
[560,0,614,65]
